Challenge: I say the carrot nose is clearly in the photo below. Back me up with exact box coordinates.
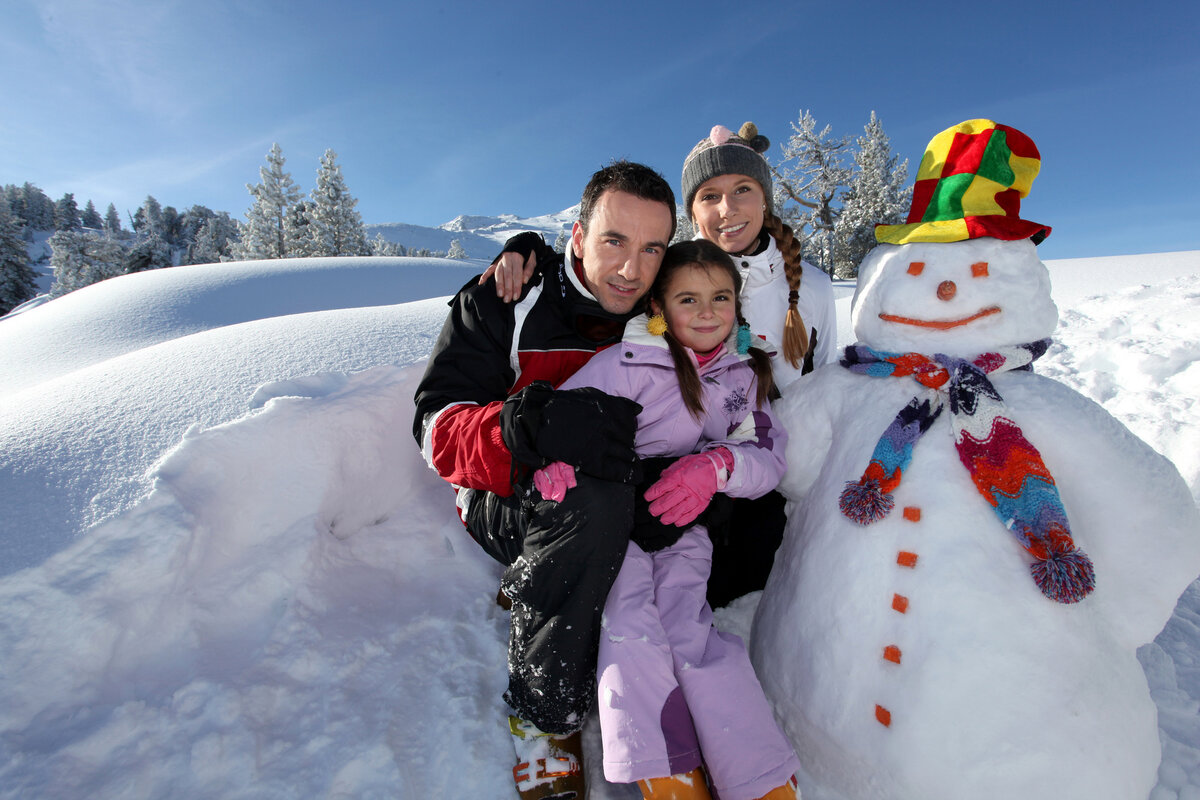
[937,280,957,301]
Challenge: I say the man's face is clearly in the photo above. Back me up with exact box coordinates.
[571,189,673,315]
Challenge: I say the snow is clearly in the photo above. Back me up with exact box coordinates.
[0,249,1198,799]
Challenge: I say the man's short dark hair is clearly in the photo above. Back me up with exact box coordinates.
[579,160,677,240]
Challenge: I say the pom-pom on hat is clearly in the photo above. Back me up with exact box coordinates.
[682,122,772,220]
[875,119,1051,245]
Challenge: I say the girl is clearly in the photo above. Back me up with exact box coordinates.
[533,239,800,800]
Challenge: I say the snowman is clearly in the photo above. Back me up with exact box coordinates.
[750,119,1200,800]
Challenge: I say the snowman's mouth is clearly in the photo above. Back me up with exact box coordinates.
[878,306,1001,329]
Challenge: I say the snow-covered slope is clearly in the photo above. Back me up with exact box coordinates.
[0,249,1197,799]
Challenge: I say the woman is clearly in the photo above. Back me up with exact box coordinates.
[681,121,836,388]
[680,122,837,606]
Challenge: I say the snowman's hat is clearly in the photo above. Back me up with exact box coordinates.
[876,119,1051,245]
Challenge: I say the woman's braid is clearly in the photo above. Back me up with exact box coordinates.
[763,212,809,368]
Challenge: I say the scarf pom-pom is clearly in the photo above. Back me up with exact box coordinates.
[1031,548,1096,604]
[839,479,894,525]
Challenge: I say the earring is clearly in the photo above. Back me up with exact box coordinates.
[647,314,668,336]
[736,322,753,354]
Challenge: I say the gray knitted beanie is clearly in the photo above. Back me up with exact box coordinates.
[681,122,772,220]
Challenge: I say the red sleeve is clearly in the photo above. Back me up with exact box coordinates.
[427,401,517,497]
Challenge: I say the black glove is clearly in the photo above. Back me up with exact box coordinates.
[500,381,643,484]
[630,457,734,552]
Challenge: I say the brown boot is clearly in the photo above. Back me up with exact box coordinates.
[755,774,800,799]
[509,716,585,800]
[637,766,713,799]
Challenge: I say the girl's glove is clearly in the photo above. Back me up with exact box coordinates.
[533,461,577,503]
[644,448,733,527]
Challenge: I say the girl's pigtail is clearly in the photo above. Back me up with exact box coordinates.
[664,331,705,421]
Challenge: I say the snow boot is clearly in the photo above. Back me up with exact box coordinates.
[754,775,800,799]
[509,715,585,800]
[637,767,712,799]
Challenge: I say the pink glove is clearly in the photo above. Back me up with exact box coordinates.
[644,448,733,527]
[533,461,577,503]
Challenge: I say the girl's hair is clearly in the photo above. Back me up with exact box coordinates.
[761,211,810,368]
[651,239,775,420]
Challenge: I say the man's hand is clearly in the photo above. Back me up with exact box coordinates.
[478,250,538,303]
[500,382,642,484]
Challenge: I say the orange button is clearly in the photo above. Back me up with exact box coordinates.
[876,705,892,727]
[892,593,909,613]
[902,506,921,522]
[897,551,919,568]
[883,645,902,664]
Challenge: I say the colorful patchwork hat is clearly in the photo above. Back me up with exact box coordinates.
[876,119,1051,245]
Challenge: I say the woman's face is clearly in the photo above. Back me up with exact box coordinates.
[690,173,766,255]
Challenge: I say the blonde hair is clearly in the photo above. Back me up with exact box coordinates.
[762,212,810,368]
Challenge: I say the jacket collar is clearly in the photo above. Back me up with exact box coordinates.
[621,313,778,367]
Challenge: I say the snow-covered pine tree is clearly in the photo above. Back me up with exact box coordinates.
[831,112,912,278]
[771,110,852,274]
[370,233,405,256]
[672,212,694,245]
[54,193,81,231]
[133,196,165,237]
[0,201,38,314]
[104,203,124,236]
[553,231,569,253]
[81,200,104,230]
[3,185,26,225]
[184,211,239,264]
[283,200,318,258]
[161,205,182,246]
[124,232,172,273]
[48,230,127,297]
[305,149,368,257]
[447,239,467,259]
[22,184,55,230]
[233,143,302,261]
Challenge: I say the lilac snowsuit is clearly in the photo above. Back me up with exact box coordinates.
[559,318,800,800]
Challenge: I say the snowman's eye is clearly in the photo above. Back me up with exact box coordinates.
[971,261,989,278]
[907,262,924,276]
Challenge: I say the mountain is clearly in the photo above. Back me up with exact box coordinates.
[365,206,578,258]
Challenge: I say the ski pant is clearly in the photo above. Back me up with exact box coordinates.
[466,473,633,735]
[597,528,800,800]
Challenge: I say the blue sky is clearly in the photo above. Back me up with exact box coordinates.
[3,0,1197,260]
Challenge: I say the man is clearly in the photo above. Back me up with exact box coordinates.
[413,161,676,800]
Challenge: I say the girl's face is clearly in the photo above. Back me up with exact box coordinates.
[690,173,766,255]
[652,263,738,355]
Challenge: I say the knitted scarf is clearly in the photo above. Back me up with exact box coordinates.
[839,340,1095,604]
